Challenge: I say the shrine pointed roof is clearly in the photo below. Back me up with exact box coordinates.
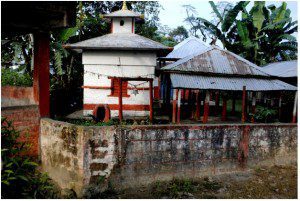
[65,33,170,52]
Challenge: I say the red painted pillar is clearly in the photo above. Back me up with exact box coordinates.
[215,91,219,115]
[172,89,178,123]
[203,90,210,123]
[196,90,201,120]
[242,86,246,123]
[118,78,123,122]
[33,32,50,117]
[157,75,161,102]
[221,94,227,121]
[292,91,297,123]
[278,92,282,121]
[177,89,182,123]
[232,92,236,115]
[149,79,153,122]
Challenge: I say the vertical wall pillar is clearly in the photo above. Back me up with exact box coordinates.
[196,90,201,120]
[118,78,123,122]
[172,89,178,123]
[149,79,153,122]
[33,32,50,117]
[221,93,227,121]
[292,91,297,123]
[203,90,210,123]
[242,86,246,123]
[177,89,182,123]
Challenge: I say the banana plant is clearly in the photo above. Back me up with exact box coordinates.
[192,1,297,65]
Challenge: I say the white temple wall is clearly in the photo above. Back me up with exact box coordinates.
[82,50,157,118]
[84,88,150,105]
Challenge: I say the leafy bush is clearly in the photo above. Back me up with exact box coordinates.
[152,178,197,198]
[1,68,32,87]
[1,117,59,198]
[251,106,278,123]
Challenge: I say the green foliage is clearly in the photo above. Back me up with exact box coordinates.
[169,26,189,43]
[221,1,249,32]
[252,1,265,32]
[152,178,196,198]
[1,68,32,86]
[251,106,278,123]
[66,119,116,126]
[187,1,298,65]
[1,118,59,198]
[64,117,153,126]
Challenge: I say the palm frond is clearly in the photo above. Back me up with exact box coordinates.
[221,1,250,32]
[209,1,223,22]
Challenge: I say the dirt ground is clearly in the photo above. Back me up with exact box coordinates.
[97,164,297,199]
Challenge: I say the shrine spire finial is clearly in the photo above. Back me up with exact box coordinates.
[122,1,128,10]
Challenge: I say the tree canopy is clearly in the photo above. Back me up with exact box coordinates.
[184,1,298,65]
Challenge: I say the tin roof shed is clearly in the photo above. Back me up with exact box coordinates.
[166,36,209,59]
[261,60,297,78]
[162,46,297,91]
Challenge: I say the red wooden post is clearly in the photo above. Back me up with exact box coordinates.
[172,89,178,123]
[196,90,201,120]
[292,91,297,123]
[33,32,50,117]
[190,90,195,119]
[149,79,153,122]
[203,90,210,123]
[251,92,256,123]
[118,78,123,122]
[215,91,219,115]
[242,86,246,123]
[231,92,236,115]
[221,94,227,121]
[177,89,182,123]
[278,92,282,120]
[158,75,161,105]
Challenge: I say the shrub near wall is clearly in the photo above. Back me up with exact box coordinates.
[40,119,297,197]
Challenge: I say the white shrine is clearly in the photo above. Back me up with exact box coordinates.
[67,2,169,120]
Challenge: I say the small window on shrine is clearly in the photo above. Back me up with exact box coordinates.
[120,20,125,26]
[109,78,130,97]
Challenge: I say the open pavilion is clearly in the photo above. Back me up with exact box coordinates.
[160,45,297,124]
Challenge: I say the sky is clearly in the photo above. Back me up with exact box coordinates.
[158,1,298,41]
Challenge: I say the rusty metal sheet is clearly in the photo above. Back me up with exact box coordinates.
[170,74,297,91]
[163,46,269,77]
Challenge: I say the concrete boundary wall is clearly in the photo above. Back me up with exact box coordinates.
[40,119,297,197]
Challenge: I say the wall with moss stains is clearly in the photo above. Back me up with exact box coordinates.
[40,119,297,197]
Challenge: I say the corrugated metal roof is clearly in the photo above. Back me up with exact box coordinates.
[65,33,169,51]
[162,46,270,77]
[261,60,297,77]
[170,74,297,91]
[103,9,142,18]
[166,36,209,59]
